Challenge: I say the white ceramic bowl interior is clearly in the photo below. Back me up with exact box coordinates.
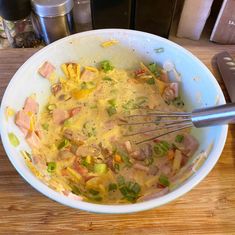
[0,29,227,214]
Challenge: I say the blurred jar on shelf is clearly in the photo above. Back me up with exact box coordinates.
[73,0,92,32]
[0,0,41,48]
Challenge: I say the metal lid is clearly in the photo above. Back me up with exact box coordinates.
[31,0,74,17]
[0,0,31,21]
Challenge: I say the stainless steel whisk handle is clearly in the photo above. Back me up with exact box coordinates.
[192,103,235,128]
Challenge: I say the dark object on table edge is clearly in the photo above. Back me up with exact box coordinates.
[215,51,235,103]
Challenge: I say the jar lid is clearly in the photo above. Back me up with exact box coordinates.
[31,0,74,17]
[0,0,31,21]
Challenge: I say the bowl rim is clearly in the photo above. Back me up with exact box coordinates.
[0,28,228,214]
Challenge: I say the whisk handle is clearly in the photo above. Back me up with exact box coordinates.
[192,103,235,127]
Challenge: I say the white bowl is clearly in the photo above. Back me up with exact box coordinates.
[0,29,227,214]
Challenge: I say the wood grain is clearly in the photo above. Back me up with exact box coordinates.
[0,45,235,235]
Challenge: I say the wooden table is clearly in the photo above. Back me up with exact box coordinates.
[0,45,235,235]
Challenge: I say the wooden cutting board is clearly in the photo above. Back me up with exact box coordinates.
[0,45,235,235]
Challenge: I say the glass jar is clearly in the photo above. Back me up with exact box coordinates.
[0,0,41,48]
[2,15,41,48]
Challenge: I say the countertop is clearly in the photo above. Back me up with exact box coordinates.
[0,44,235,235]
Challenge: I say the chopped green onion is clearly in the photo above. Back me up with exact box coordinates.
[122,97,147,110]
[93,163,107,174]
[90,104,98,109]
[119,180,141,202]
[108,98,116,107]
[82,121,96,137]
[117,149,132,167]
[135,96,148,106]
[80,82,87,89]
[47,162,56,173]
[148,63,157,73]
[71,185,81,195]
[122,99,136,110]
[108,183,117,191]
[117,175,125,186]
[20,150,31,161]
[42,123,49,131]
[159,175,170,187]
[147,63,160,77]
[106,106,117,116]
[154,141,171,157]
[160,141,171,151]
[86,189,102,201]
[131,182,141,194]
[81,158,89,168]
[57,139,70,150]
[144,157,154,166]
[63,118,72,127]
[146,77,155,85]
[88,195,102,201]
[89,189,99,195]
[102,77,113,81]
[100,60,114,72]
[114,163,120,172]
[47,104,56,111]
[8,132,20,147]
[155,47,164,53]
[175,134,184,143]
[81,81,96,90]
[154,144,165,157]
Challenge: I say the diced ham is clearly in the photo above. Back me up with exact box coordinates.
[19,127,28,136]
[160,163,172,175]
[130,149,146,161]
[160,70,169,82]
[75,145,100,157]
[51,83,62,96]
[73,162,88,176]
[63,129,86,145]
[32,155,45,166]
[15,110,30,132]
[26,131,40,148]
[61,168,69,176]
[80,69,95,82]
[148,166,159,176]
[69,107,81,117]
[130,144,152,161]
[103,120,116,131]
[135,69,146,77]
[38,61,55,79]
[141,144,153,158]
[130,149,145,161]
[58,150,75,161]
[124,141,132,153]
[52,109,69,125]
[106,157,114,171]
[182,134,199,157]
[23,97,39,114]
[169,82,179,98]
[162,82,179,102]
[34,123,43,139]
[133,163,149,172]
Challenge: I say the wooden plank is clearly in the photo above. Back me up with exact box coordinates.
[0,45,235,235]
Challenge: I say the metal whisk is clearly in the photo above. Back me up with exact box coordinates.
[119,103,235,144]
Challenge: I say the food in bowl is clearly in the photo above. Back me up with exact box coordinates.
[8,57,199,204]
